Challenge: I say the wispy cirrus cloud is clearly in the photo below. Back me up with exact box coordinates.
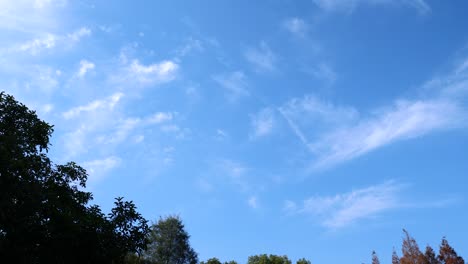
[310,99,463,169]
[10,27,91,55]
[0,0,65,32]
[280,58,468,170]
[62,92,123,119]
[284,181,458,229]
[313,0,431,14]
[60,90,180,160]
[285,181,402,228]
[213,71,250,101]
[245,41,277,73]
[82,156,122,185]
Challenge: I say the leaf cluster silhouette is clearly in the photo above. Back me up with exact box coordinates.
[0,92,148,263]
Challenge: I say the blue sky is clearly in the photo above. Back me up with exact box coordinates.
[1,0,468,263]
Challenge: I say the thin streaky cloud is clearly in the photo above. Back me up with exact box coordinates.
[313,0,431,14]
[285,181,402,228]
[311,99,464,169]
[62,92,124,119]
[82,156,121,185]
[285,181,458,229]
[10,27,91,55]
[0,1,64,32]
[245,41,277,73]
[213,71,250,101]
[280,58,468,170]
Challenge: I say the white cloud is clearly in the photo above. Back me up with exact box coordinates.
[286,181,402,228]
[13,27,91,55]
[313,0,431,14]
[250,107,275,139]
[216,129,228,140]
[281,95,464,169]
[248,196,259,209]
[62,92,124,119]
[310,99,463,169]
[18,34,56,54]
[0,0,64,32]
[220,159,247,179]
[213,71,249,101]
[104,117,141,144]
[279,56,468,170]
[283,17,308,37]
[77,59,95,77]
[29,65,60,93]
[62,125,90,158]
[175,37,204,58]
[279,95,358,147]
[124,59,179,86]
[283,200,298,212]
[41,103,54,113]
[215,159,252,192]
[245,41,277,72]
[82,156,121,184]
[146,112,174,124]
[67,27,91,42]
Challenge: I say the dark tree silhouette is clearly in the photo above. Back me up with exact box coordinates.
[0,92,148,263]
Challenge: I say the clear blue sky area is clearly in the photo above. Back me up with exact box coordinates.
[1,1,468,263]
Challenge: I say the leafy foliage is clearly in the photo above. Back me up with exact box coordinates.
[0,92,148,263]
[296,258,311,264]
[201,258,238,264]
[143,215,198,264]
[247,254,292,264]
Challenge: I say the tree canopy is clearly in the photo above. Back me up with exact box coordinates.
[142,215,198,264]
[373,230,464,264]
[0,92,148,263]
